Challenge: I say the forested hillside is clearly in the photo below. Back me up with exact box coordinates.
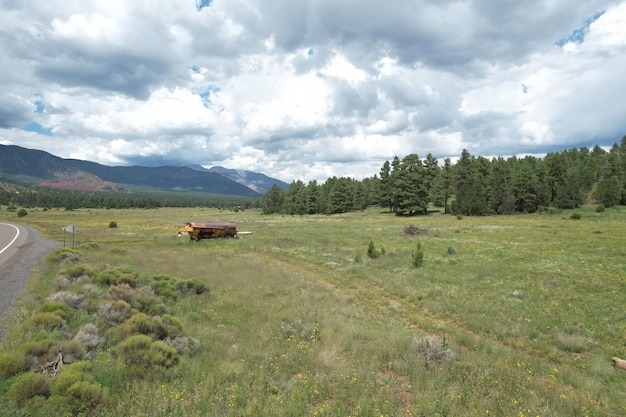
[0,182,256,210]
[261,138,626,216]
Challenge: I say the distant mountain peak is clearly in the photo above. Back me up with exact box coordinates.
[0,144,262,197]
[190,165,289,194]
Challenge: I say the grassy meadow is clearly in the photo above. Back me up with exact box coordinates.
[0,205,625,416]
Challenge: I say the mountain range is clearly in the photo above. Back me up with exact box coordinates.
[0,144,289,197]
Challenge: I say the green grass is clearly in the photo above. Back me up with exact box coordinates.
[0,205,625,416]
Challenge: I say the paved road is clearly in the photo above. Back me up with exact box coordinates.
[0,222,61,337]
[0,223,25,268]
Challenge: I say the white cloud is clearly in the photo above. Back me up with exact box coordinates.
[1,0,625,183]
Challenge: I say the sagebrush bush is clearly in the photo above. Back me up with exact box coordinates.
[111,334,179,370]
[47,361,110,414]
[94,268,138,287]
[20,339,57,358]
[25,312,64,331]
[50,361,91,396]
[7,372,50,406]
[414,335,455,367]
[48,247,84,264]
[73,323,106,355]
[175,278,209,295]
[150,274,178,298]
[281,317,320,341]
[164,336,201,355]
[46,291,84,309]
[98,300,133,326]
[66,380,110,411]
[0,351,29,378]
[37,301,75,320]
[59,264,94,279]
[109,312,170,342]
[108,283,134,303]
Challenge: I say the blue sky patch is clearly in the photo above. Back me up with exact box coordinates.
[195,0,212,12]
[198,86,221,108]
[34,93,45,113]
[555,10,605,47]
[22,122,52,136]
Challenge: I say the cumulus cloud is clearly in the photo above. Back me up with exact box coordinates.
[1,0,625,182]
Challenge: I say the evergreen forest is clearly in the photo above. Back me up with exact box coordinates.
[261,138,626,216]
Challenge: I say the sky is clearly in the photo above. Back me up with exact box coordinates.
[1,0,625,183]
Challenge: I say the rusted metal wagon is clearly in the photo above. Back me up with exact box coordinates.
[178,221,238,241]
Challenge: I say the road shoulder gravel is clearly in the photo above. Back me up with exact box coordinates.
[0,225,62,338]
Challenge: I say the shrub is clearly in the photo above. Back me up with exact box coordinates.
[164,336,201,355]
[98,300,133,326]
[111,334,179,369]
[73,323,106,355]
[0,351,29,378]
[66,380,110,411]
[20,339,57,358]
[367,240,383,259]
[150,274,178,298]
[109,313,169,342]
[108,221,118,228]
[17,208,28,217]
[46,291,84,309]
[25,312,64,331]
[595,204,605,213]
[7,372,50,406]
[411,240,424,267]
[108,283,134,303]
[414,335,455,367]
[49,361,91,396]
[143,302,169,316]
[93,268,138,287]
[48,247,84,264]
[446,246,456,255]
[175,278,209,295]
[38,301,75,320]
[281,317,320,341]
[59,264,94,279]
[47,361,110,414]
[570,212,582,220]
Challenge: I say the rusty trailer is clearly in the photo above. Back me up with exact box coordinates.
[178,221,238,241]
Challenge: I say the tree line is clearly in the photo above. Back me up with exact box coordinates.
[0,184,256,210]
[260,137,626,216]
